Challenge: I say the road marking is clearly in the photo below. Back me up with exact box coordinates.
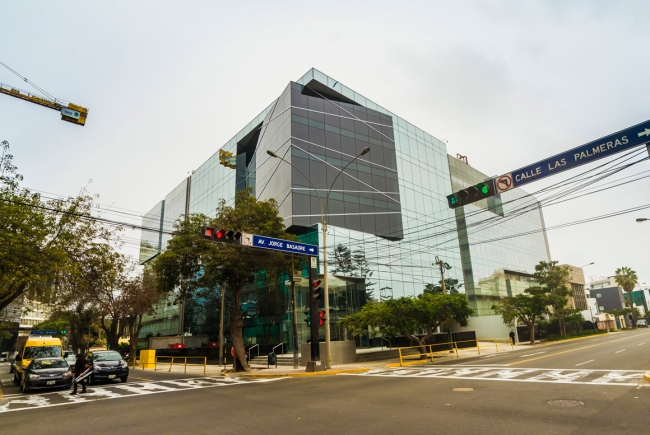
[349,365,649,387]
[509,332,650,366]
[575,360,595,367]
[520,352,545,358]
[615,349,626,353]
[639,343,645,345]
[0,377,282,413]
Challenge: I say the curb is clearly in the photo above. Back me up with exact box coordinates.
[540,332,609,347]
[644,372,650,384]
[385,360,430,368]
[234,368,371,378]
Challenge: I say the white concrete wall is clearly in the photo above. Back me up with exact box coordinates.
[452,315,512,340]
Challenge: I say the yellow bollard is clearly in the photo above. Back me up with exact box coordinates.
[140,350,156,369]
[476,340,481,355]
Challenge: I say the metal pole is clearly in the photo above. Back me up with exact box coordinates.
[322,221,331,368]
[218,286,225,366]
[308,258,320,364]
[291,259,299,369]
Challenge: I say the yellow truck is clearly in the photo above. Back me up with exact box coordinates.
[13,332,64,385]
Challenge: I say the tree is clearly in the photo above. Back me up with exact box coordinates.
[564,310,585,335]
[614,267,638,327]
[0,141,118,312]
[424,279,463,295]
[123,269,162,357]
[339,293,474,357]
[492,287,549,344]
[154,189,294,372]
[533,261,572,337]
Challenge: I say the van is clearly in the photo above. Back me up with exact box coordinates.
[13,333,63,384]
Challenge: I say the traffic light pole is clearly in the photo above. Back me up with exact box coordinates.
[307,257,323,371]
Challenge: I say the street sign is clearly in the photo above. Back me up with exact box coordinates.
[496,173,513,193]
[60,107,80,119]
[249,234,318,256]
[505,119,650,189]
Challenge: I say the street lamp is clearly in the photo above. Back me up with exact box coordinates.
[267,146,370,369]
[636,218,648,223]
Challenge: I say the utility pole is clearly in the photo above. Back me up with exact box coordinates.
[434,256,452,294]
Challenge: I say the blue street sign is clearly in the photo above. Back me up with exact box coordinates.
[500,119,650,191]
[250,235,318,256]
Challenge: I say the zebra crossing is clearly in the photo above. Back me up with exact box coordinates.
[0,376,281,413]
[347,365,650,386]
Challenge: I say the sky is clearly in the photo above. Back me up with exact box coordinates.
[1,0,649,286]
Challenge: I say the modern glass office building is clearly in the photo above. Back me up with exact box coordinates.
[139,68,550,348]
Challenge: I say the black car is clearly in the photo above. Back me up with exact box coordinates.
[20,357,73,392]
[85,350,129,384]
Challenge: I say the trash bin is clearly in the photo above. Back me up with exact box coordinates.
[267,352,277,368]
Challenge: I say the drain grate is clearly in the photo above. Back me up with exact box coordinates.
[547,399,584,407]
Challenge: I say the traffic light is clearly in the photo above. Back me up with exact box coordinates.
[200,227,242,245]
[312,279,323,302]
[318,310,326,327]
[447,179,497,209]
[304,310,313,327]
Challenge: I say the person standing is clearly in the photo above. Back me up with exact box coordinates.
[71,353,89,395]
[509,329,516,345]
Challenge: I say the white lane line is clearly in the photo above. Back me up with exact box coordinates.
[520,352,546,358]
[639,343,645,346]
[615,349,626,354]
[575,360,595,367]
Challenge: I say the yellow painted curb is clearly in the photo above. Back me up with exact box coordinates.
[385,360,430,368]
[540,333,609,347]
[644,372,650,383]
[237,368,370,378]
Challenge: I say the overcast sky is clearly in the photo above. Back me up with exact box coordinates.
[2,1,648,286]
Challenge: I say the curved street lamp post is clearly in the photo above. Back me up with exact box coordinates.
[267,146,370,369]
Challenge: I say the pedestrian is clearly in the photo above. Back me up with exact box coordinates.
[71,353,89,395]
[509,329,516,345]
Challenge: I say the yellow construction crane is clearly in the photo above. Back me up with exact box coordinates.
[0,61,88,126]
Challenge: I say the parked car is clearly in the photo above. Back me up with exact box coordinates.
[0,351,8,362]
[637,319,648,328]
[85,350,129,384]
[20,357,73,392]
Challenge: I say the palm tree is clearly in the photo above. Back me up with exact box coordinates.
[614,267,639,327]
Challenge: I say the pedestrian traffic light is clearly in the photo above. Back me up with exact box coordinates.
[318,310,326,327]
[304,310,313,326]
[447,179,497,209]
[312,279,323,302]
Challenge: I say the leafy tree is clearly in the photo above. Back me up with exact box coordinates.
[339,293,474,356]
[614,267,638,327]
[0,141,118,312]
[154,189,294,372]
[123,269,162,357]
[492,286,549,344]
[533,261,572,336]
[424,279,463,295]
[564,310,585,335]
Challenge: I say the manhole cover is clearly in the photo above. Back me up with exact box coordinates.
[452,388,474,392]
[547,399,584,407]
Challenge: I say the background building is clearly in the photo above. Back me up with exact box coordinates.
[139,69,551,348]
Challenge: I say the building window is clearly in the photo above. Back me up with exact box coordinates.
[596,294,601,298]
[599,306,605,311]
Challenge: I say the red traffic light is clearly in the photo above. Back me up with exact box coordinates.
[217,229,227,239]
[313,280,322,288]
[318,310,326,319]
[204,227,214,238]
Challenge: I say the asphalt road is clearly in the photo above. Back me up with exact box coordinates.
[1,330,648,435]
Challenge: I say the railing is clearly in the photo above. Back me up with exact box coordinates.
[247,344,259,362]
[478,338,514,352]
[381,337,392,350]
[455,338,481,355]
[125,355,138,369]
[397,341,459,366]
[155,356,207,375]
[272,343,284,356]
